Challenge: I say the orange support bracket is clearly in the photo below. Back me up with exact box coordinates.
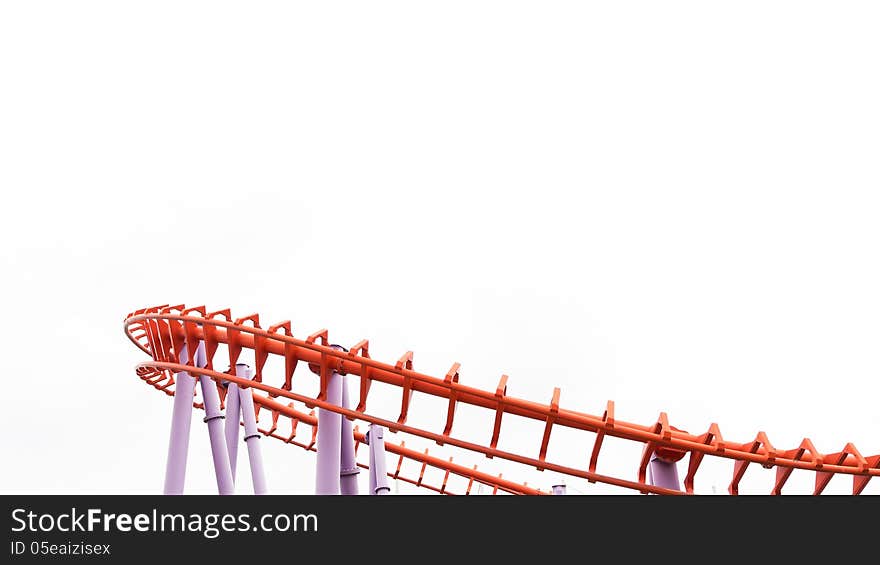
[396,351,414,425]
[305,412,318,451]
[684,423,723,494]
[306,329,329,402]
[492,473,503,495]
[439,362,460,445]
[393,441,406,480]
[440,457,453,493]
[772,437,821,495]
[465,464,478,495]
[417,448,429,487]
[537,387,560,470]
[160,304,186,365]
[234,314,264,382]
[145,370,164,386]
[815,442,866,495]
[182,305,206,368]
[306,329,329,345]
[260,404,283,438]
[225,313,260,372]
[144,305,172,362]
[728,431,775,495]
[288,415,301,442]
[348,340,371,413]
[156,369,175,393]
[140,310,161,361]
[268,321,297,391]
[353,425,362,456]
[488,375,509,457]
[853,454,880,495]
[588,400,614,482]
[203,309,231,370]
[154,318,175,364]
[756,431,777,467]
[638,413,672,489]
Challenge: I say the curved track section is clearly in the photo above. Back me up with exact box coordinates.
[124,303,880,495]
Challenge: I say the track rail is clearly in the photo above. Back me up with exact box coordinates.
[124,303,880,495]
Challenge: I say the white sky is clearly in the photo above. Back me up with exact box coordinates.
[1,1,878,496]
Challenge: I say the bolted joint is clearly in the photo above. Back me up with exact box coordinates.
[308,344,349,376]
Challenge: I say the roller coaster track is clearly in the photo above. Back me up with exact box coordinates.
[124,303,880,495]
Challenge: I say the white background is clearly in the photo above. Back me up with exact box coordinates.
[1,2,878,495]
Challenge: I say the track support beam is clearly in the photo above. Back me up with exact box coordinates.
[315,355,344,494]
[648,453,682,492]
[367,424,391,495]
[340,375,360,495]
[163,343,198,495]
[198,341,235,495]
[238,365,268,495]
[224,375,241,482]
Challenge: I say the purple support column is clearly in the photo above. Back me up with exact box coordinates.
[315,368,343,495]
[196,343,234,495]
[163,343,198,495]
[238,367,268,495]
[339,375,360,495]
[366,424,391,495]
[224,377,241,483]
[648,453,682,492]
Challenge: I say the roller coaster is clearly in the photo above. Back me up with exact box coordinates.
[124,303,880,495]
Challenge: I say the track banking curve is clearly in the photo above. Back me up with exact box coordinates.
[124,303,880,495]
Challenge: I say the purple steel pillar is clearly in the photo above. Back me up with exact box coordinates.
[238,366,268,495]
[366,424,391,495]
[163,343,198,495]
[197,343,235,495]
[315,367,343,495]
[224,376,241,483]
[648,453,682,492]
[339,376,360,495]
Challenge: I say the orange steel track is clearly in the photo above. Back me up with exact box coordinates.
[124,304,880,495]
